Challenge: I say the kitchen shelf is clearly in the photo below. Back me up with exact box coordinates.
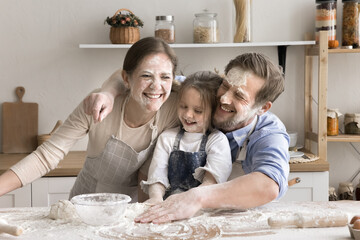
[327,134,360,142]
[79,41,315,49]
[304,31,360,162]
[80,40,315,80]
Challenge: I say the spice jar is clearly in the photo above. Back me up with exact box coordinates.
[338,181,354,200]
[344,113,360,134]
[327,108,341,136]
[155,15,175,44]
[342,0,359,48]
[315,0,337,43]
[193,12,219,43]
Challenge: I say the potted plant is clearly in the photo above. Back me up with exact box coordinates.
[105,8,144,44]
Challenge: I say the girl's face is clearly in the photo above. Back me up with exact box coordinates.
[125,53,173,113]
[177,87,211,133]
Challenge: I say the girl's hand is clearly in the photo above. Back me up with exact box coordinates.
[144,197,163,206]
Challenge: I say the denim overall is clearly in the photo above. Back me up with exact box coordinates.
[164,128,210,199]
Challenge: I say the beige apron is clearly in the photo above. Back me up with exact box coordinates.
[69,97,159,202]
[228,117,258,180]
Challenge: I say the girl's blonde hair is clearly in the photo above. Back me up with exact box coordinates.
[178,71,223,130]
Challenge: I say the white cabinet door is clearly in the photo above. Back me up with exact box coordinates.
[0,185,32,208]
[281,171,329,202]
[32,177,76,207]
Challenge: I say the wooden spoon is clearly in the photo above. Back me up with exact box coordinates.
[0,219,23,236]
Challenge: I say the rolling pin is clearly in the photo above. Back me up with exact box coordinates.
[0,219,23,236]
[268,212,348,228]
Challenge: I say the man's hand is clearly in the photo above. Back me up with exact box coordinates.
[134,188,203,224]
[83,92,114,123]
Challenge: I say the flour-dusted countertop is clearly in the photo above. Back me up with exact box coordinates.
[0,151,86,176]
[0,201,358,240]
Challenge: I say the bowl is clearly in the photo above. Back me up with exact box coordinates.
[287,131,298,148]
[70,193,131,226]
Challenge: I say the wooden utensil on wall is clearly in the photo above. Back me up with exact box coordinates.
[2,86,38,153]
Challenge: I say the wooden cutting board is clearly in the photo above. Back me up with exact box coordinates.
[2,86,38,153]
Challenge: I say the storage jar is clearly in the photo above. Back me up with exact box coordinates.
[342,0,359,48]
[327,108,341,136]
[155,15,175,44]
[315,0,337,42]
[233,0,252,42]
[344,113,360,134]
[193,12,219,43]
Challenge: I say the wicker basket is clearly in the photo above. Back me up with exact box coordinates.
[109,8,140,44]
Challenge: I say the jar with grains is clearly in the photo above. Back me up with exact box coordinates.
[327,108,341,136]
[193,12,219,43]
[155,15,175,44]
[315,0,337,43]
[344,113,360,134]
[342,0,359,48]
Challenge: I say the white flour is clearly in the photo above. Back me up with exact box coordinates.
[0,201,355,240]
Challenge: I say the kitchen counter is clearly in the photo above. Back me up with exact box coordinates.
[0,151,86,176]
[0,201,358,239]
[0,151,329,177]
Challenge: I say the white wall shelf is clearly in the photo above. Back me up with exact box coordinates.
[79,41,315,49]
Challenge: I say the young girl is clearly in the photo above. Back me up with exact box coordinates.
[141,71,232,204]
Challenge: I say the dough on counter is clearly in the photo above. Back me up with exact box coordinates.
[48,200,78,220]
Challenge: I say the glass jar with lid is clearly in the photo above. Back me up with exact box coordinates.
[315,0,337,43]
[342,0,359,48]
[193,12,219,43]
[155,15,175,44]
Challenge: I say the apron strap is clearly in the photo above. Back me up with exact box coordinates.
[199,130,210,151]
[173,128,185,150]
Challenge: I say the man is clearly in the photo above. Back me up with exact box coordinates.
[84,53,290,224]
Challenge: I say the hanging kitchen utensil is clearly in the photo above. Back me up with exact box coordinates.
[2,86,38,153]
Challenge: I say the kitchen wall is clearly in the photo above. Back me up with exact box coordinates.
[1,0,360,191]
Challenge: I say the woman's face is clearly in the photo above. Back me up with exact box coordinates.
[125,53,173,112]
[177,87,211,133]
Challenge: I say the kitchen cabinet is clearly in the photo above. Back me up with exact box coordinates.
[281,171,329,201]
[0,185,31,208]
[0,177,76,208]
[304,31,360,166]
[0,151,85,208]
[32,177,76,207]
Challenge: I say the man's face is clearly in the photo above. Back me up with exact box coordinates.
[213,67,265,132]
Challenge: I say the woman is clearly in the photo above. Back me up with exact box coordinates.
[0,37,179,202]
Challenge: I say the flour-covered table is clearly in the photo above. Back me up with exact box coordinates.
[0,201,358,240]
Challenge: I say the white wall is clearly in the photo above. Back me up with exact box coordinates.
[1,0,359,191]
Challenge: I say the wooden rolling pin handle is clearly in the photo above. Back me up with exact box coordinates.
[268,212,348,228]
[0,219,23,236]
[288,177,301,187]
